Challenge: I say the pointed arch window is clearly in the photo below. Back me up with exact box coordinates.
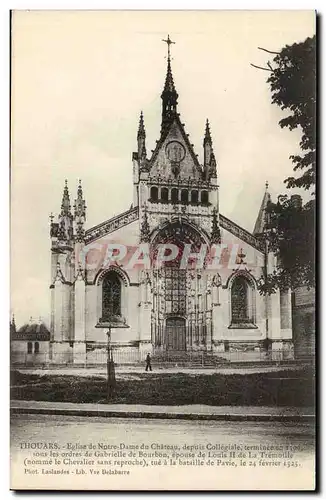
[102,272,122,321]
[230,275,256,327]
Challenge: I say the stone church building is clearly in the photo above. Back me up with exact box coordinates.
[49,38,293,365]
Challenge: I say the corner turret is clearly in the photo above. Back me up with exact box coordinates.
[50,180,74,246]
[74,180,86,243]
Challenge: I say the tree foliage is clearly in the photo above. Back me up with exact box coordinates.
[258,196,315,294]
[256,35,316,294]
[267,35,316,191]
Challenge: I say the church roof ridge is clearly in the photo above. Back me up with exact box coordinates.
[204,119,212,144]
[13,321,51,341]
[85,205,139,244]
[219,213,265,253]
[85,205,138,235]
[84,205,263,252]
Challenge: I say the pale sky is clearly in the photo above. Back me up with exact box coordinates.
[10,10,315,327]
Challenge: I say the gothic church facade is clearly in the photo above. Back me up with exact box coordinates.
[49,39,293,365]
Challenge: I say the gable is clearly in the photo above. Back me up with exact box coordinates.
[149,116,203,181]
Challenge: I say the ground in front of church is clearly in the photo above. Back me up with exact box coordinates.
[11,364,314,408]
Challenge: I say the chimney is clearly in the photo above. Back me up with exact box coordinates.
[290,195,303,210]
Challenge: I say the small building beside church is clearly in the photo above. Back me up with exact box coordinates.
[46,37,294,366]
[10,317,50,365]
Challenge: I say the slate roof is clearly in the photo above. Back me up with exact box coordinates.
[11,322,50,341]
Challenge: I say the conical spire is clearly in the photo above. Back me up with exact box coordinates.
[74,180,86,219]
[50,181,74,245]
[162,57,177,95]
[204,119,217,179]
[56,180,73,243]
[137,111,147,161]
[253,181,272,235]
[77,179,83,199]
[204,119,212,145]
[211,207,221,244]
[161,35,178,133]
[74,180,86,243]
[137,111,145,139]
[61,180,72,216]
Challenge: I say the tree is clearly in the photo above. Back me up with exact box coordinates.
[258,195,315,294]
[267,35,316,191]
[252,35,316,293]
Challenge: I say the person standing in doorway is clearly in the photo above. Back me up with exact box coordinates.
[145,353,152,372]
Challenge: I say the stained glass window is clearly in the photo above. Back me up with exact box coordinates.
[102,273,121,320]
[231,276,249,323]
[164,263,187,315]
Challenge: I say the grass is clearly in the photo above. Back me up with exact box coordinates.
[10,367,315,407]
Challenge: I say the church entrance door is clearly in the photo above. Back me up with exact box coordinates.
[165,316,186,351]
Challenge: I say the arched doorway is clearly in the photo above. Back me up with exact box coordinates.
[166,316,186,351]
[151,220,209,352]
